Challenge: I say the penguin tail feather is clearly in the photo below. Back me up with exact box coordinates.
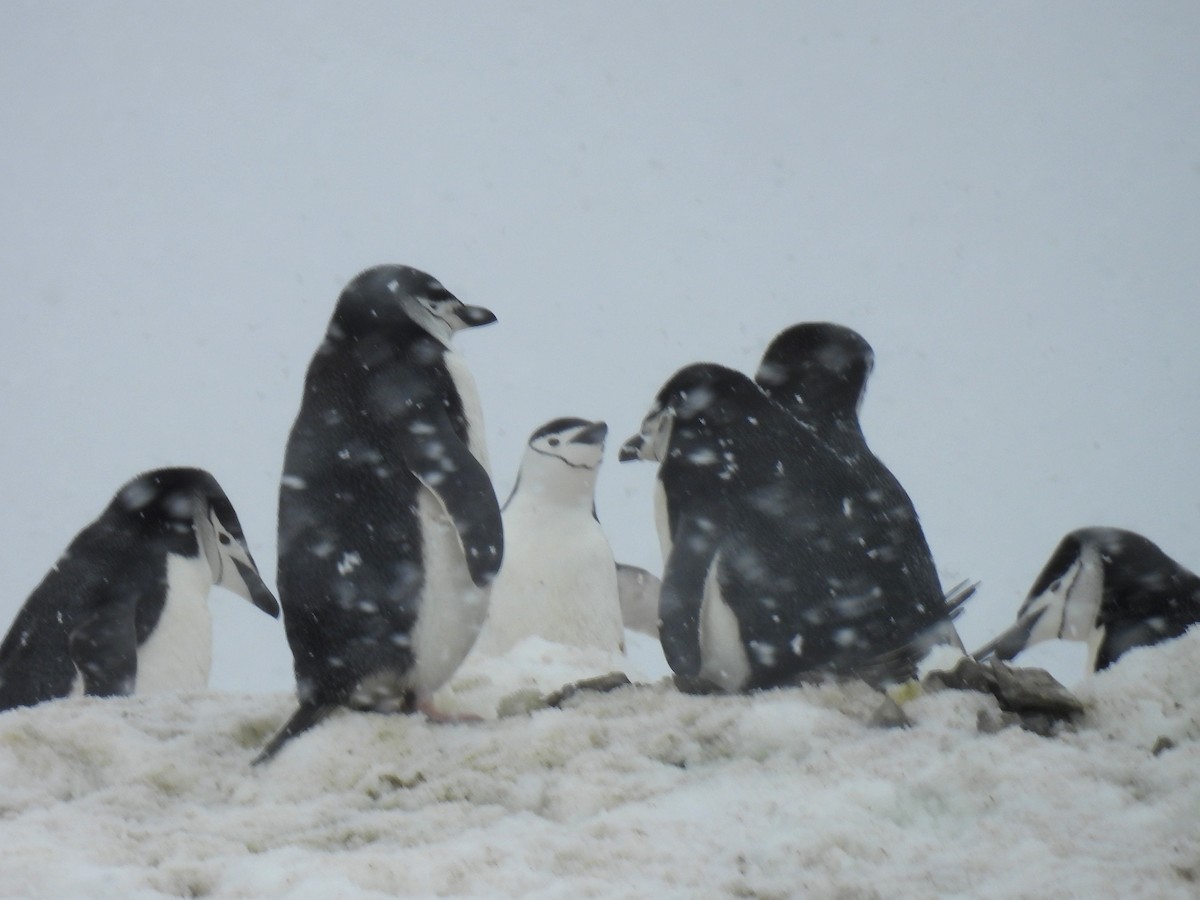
[252,702,334,766]
[943,580,980,619]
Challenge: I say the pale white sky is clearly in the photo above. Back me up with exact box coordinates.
[1,2,1197,691]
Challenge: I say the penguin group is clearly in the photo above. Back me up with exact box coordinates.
[2,263,1196,765]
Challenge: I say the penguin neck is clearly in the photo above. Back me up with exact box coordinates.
[507,453,599,515]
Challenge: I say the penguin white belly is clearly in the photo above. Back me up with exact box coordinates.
[480,504,623,654]
[135,553,214,693]
[698,551,751,691]
[443,350,490,473]
[409,488,490,696]
[653,479,672,563]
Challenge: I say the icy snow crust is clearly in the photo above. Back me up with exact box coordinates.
[0,631,1196,899]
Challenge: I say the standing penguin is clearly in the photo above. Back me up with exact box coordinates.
[756,322,967,656]
[258,265,502,764]
[474,417,625,656]
[0,467,279,711]
[975,527,1200,672]
[620,363,958,691]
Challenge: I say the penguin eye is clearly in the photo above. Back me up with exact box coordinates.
[219,534,232,546]
[1049,579,1062,592]
[548,437,561,447]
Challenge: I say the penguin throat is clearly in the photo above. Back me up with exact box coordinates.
[512,455,599,511]
[400,296,455,347]
[528,445,600,470]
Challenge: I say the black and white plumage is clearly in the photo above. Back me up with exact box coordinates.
[620,363,957,692]
[258,264,502,764]
[474,418,624,654]
[757,322,966,658]
[975,528,1200,672]
[0,468,279,711]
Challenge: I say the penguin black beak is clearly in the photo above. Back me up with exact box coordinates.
[572,421,608,446]
[234,559,282,618]
[973,609,1045,662]
[618,434,644,462]
[458,304,497,327]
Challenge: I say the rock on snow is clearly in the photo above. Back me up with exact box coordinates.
[0,630,1197,899]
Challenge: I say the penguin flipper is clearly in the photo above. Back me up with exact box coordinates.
[616,563,662,636]
[68,609,138,697]
[395,410,503,588]
[659,515,722,679]
[252,702,334,766]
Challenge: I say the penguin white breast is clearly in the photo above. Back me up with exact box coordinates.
[653,479,672,564]
[408,489,491,696]
[443,350,490,473]
[135,553,215,693]
[698,550,751,691]
[479,501,622,654]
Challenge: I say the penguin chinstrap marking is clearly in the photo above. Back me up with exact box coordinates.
[258,265,502,765]
[0,468,279,712]
[975,528,1200,673]
[474,418,625,656]
[756,322,966,661]
[619,363,958,693]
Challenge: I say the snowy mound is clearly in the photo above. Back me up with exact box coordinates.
[0,630,1197,899]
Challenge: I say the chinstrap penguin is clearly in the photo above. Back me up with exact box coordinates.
[258,264,503,764]
[975,527,1200,672]
[620,362,958,692]
[0,467,279,711]
[756,322,967,660]
[474,418,624,656]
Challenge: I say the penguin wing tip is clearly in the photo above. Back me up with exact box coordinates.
[251,702,333,767]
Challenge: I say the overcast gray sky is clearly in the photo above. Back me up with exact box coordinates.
[2,2,1197,691]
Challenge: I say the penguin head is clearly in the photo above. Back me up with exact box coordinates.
[976,527,1175,668]
[526,418,608,471]
[996,531,1106,658]
[114,468,280,618]
[195,488,281,619]
[331,265,497,347]
[620,363,765,464]
[756,323,874,420]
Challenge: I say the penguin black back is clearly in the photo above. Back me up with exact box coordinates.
[622,363,955,690]
[978,527,1200,671]
[265,265,502,763]
[757,323,961,662]
[0,468,277,710]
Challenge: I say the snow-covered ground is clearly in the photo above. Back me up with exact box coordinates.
[1,2,1198,694]
[0,629,1196,899]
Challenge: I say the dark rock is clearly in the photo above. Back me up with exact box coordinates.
[924,657,998,695]
[498,672,634,718]
[987,661,1084,717]
[543,672,633,709]
[924,656,1084,736]
[1152,736,1176,756]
